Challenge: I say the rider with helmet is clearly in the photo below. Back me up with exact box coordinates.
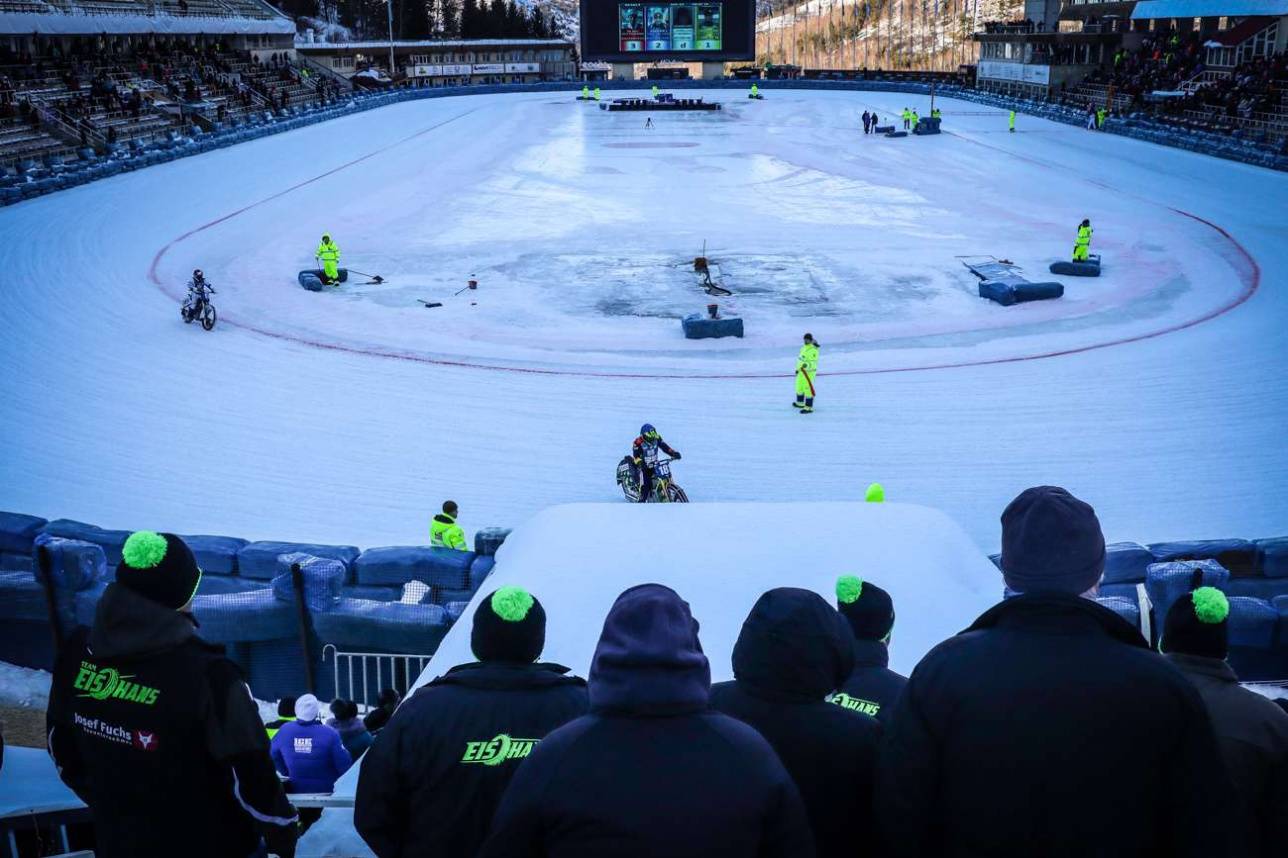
[183,269,215,317]
[631,424,681,503]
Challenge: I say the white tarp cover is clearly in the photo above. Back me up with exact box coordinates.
[0,11,294,36]
[300,500,1001,857]
[1131,0,1288,18]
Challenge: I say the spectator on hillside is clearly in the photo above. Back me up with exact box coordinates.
[46,532,298,858]
[833,576,906,724]
[356,586,588,858]
[431,500,468,550]
[271,693,352,831]
[876,486,1232,858]
[326,698,373,761]
[709,587,881,858]
[1162,582,1288,857]
[362,687,401,733]
[478,584,814,858]
[265,695,297,739]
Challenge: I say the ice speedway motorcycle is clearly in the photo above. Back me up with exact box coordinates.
[181,277,217,331]
[616,457,689,503]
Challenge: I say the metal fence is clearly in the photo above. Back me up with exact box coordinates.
[322,644,433,708]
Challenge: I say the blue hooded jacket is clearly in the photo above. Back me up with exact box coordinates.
[478,584,815,858]
[270,719,352,794]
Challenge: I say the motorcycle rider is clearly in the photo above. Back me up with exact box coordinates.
[631,424,681,503]
[183,269,214,319]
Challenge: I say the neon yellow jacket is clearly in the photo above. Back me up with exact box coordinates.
[1076,224,1092,246]
[317,240,340,263]
[798,343,819,375]
[431,513,467,551]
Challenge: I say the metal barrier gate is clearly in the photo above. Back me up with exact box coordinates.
[322,645,433,708]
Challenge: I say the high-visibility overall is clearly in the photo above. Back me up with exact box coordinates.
[1009,111,1016,132]
[795,342,819,412]
[1073,224,1093,262]
[316,237,340,281]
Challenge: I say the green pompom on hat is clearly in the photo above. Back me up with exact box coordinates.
[1162,584,1230,660]
[472,586,547,663]
[491,586,536,622]
[116,531,202,611]
[865,483,885,503]
[836,575,863,605]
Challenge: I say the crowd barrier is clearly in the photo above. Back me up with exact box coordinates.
[1,76,1283,209]
[3,509,1287,699]
[0,510,507,701]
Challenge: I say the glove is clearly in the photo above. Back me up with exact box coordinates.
[671,451,682,460]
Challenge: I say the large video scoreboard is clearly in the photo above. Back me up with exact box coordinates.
[579,0,755,62]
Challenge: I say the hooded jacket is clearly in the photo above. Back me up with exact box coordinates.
[1166,653,1288,857]
[327,716,374,760]
[355,661,588,858]
[876,592,1232,858]
[478,584,815,858]
[834,638,907,725]
[46,583,298,858]
[271,718,352,793]
[710,588,883,858]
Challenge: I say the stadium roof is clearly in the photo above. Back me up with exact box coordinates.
[296,39,573,51]
[1131,0,1288,18]
[0,9,292,37]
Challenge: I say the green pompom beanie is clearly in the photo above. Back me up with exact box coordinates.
[471,586,547,663]
[116,531,202,610]
[1162,586,1230,659]
[835,575,895,642]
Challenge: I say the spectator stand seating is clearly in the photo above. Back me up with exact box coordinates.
[0,511,504,704]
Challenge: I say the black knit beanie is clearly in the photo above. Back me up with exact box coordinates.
[1001,486,1105,595]
[1162,586,1230,660]
[471,586,546,663]
[116,531,202,610]
[835,576,895,641]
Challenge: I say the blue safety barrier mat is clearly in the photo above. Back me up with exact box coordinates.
[271,553,347,612]
[1149,539,1258,577]
[1146,559,1230,629]
[312,599,449,654]
[354,546,475,590]
[474,528,511,556]
[1257,537,1288,577]
[0,511,46,554]
[238,541,360,580]
[182,535,249,575]
[40,520,130,567]
[1102,542,1156,584]
[682,314,744,339]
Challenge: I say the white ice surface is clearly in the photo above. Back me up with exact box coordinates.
[1,88,1287,556]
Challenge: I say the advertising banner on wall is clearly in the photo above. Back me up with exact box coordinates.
[977,60,1051,85]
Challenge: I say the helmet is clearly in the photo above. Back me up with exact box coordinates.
[640,423,658,439]
[322,233,331,241]
[193,269,203,279]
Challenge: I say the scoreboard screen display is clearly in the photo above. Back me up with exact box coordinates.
[581,0,754,62]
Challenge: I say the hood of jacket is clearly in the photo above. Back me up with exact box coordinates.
[1165,652,1240,685]
[731,587,854,702]
[589,584,710,716]
[429,661,585,692]
[88,582,200,660]
[963,591,1147,648]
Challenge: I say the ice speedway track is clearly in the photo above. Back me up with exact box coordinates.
[1,88,1287,551]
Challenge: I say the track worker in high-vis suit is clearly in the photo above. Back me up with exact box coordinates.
[794,333,820,414]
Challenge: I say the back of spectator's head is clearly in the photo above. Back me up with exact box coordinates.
[295,693,321,723]
[330,698,358,721]
[377,688,401,708]
[443,500,459,516]
[277,696,298,719]
[117,531,202,611]
[836,576,895,643]
[589,584,710,714]
[1162,586,1229,660]
[1000,486,1105,595]
[732,588,853,700]
[471,586,546,663]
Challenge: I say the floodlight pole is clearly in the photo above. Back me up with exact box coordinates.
[387,0,396,80]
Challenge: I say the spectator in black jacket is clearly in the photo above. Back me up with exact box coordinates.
[46,532,298,858]
[833,575,906,724]
[361,687,400,734]
[876,487,1233,858]
[1162,582,1288,857]
[710,587,881,858]
[355,587,588,858]
[478,583,815,858]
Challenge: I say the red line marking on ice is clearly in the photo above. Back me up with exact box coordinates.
[150,110,1261,381]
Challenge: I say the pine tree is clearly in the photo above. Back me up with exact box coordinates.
[460,0,480,38]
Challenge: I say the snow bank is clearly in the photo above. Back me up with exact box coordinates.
[0,661,51,710]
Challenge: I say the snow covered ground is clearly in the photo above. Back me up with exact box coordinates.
[1,88,1286,553]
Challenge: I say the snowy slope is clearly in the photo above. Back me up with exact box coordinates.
[0,88,1286,559]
